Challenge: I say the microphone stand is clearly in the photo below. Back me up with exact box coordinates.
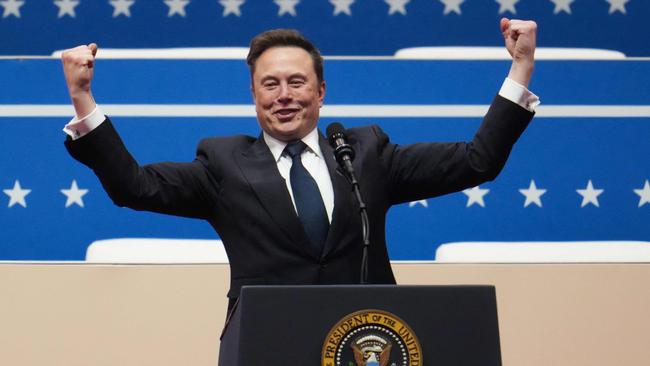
[329,124,370,285]
[337,155,370,285]
[352,177,370,285]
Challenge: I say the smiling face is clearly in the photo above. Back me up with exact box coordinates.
[251,46,325,142]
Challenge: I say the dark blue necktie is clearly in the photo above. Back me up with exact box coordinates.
[285,141,329,254]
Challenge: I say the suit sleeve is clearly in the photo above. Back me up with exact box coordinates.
[64,117,220,219]
[380,95,534,204]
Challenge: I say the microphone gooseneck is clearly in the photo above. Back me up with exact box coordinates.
[326,122,371,285]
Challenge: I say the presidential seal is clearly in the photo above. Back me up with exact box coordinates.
[322,309,422,366]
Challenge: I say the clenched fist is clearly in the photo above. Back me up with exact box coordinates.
[61,43,98,118]
[500,18,537,87]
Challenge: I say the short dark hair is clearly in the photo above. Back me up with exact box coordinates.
[247,29,324,84]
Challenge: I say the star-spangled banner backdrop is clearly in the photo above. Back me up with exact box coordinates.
[0,0,649,56]
[0,58,648,260]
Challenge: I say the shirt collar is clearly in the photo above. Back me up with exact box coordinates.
[263,127,322,162]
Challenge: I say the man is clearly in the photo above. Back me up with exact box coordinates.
[62,19,538,311]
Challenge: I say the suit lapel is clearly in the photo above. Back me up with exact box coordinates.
[235,136,318,258]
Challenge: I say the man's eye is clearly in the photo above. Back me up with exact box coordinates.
[263,82,278,89]
[290,80,305,87]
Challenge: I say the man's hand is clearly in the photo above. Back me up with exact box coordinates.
[61,43,98,118]
[500,18,537,88]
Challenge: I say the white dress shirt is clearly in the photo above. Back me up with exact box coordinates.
[263,128,335,223]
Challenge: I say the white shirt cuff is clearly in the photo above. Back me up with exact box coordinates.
[499,78,540,112]
[63,106,106,140]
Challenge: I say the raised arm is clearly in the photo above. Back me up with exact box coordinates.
[61,44,219,220]
[384,19,539,204]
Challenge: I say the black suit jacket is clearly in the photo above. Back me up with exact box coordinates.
[65,95,533,301]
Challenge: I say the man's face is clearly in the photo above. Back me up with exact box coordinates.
[251,46,325,142]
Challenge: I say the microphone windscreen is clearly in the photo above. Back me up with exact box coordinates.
[326,122,345,145]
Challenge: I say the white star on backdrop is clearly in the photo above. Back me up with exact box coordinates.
[606,0,630,14]
[462,186,489,207]
[219,0,244,17]
[274,0,299,16]
[385,0,409,15]
[329,0,354,16]
[3,180,31,208]
[550,0,575,14]
[164,0,189,17]
[54,0,79,18]
[408,200,428,208]
[60,180,88,208]
[577,180,604,208]
[440,0,464,15]
[496,0,518,14]
[519,180,547,207]
[109,0,134,17]
[1,0,25,18]
[633,180,650,208]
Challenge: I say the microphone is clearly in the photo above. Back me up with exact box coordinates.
[326,122,355,177]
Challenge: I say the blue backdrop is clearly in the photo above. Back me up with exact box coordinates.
[1,0,649,56]
[1,58,649,260]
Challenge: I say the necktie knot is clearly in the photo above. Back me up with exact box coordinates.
[285,141,307,159]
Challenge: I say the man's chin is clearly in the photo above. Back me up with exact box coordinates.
[261,117,316,141]
[270,126,308,142]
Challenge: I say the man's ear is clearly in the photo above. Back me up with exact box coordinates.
[250,83,256,102]
[318,81,326,107]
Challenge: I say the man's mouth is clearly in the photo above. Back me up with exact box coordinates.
[274,108,300,121]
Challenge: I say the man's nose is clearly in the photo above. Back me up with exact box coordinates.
[276,82,293,103]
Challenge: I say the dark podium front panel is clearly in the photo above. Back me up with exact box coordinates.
[219,285,501,366]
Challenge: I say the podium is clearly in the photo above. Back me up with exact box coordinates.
[219,285,501,366]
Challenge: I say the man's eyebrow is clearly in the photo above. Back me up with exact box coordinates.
[258,72,308,83]
[259,75,278,83]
